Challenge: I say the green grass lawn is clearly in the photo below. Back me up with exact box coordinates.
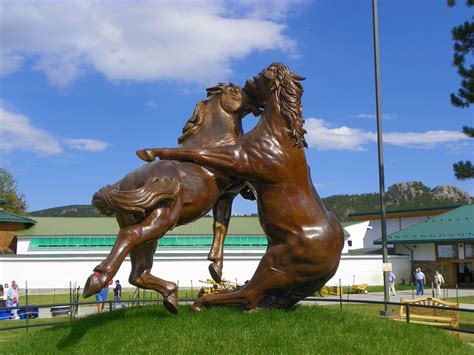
[18,288,201,306]
[0,317,69,344]
[447,296,474,304]
[1,305,471,354]
[327,303,474,344]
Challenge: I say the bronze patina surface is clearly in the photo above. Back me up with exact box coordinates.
[83,83,258,313]
[142,63,344,311]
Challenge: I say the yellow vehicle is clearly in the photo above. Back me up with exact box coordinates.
[317,285,343,297]
[352,284,368,294]
[198,278,237,297]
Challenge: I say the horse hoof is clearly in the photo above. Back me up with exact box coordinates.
[208,263,222,283]
[163,294,179,314]
[83,272,107,298]
[192,302,203,312]
[163,287,178,314]
[136,149,154,162]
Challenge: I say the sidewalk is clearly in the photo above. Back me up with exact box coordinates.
[302,288,474,309]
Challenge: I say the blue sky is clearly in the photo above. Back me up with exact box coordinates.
[0,0,472,214]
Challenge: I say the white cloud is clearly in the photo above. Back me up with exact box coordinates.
[146,101,159,109]
[0,104,108,156]
[355,113,398,120]
[0,1,297,87]
[0,107,62,155]
[305,118,374,151]
[304,118,470,151]
[384,131,469,148]
[63,139,108,152]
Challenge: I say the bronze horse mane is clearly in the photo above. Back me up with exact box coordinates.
[270,63,308,149]
[178,83,238,145]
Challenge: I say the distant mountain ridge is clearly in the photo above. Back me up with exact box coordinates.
[29,182,472,221]
[322,182,472,221]
[29,204,103,217]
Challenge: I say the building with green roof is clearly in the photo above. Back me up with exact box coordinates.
[1,215,411,290]
[0,199,36,254]
[374,205,473,288]
[15,216,352,253]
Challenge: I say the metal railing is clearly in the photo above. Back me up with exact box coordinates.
[0,298,162,332]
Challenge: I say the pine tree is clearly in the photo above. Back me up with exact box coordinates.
[448,2,473,180]
[453,126,474,180]
[450,19,474,108]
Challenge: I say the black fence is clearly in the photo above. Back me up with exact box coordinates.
[0,297,472,335]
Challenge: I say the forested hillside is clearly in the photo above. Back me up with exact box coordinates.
[29,182,472,221]
[322,182,472,221]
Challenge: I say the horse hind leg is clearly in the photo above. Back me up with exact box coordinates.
[128,240,178,314]
[83,199,181,298]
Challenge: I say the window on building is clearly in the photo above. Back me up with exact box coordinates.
[465,244,474,259]
[437,244,459,259]
[348,240,353,247]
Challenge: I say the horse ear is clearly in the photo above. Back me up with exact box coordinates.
[292,73,306,81]
[206,83,224,97]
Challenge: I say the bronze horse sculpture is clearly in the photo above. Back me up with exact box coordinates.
[139,63,344,310]
[83,83,258,313]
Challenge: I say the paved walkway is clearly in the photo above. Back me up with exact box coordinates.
[302,288,474,309]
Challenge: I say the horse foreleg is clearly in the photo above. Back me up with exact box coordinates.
[83,201,181,298]
[151,145,254,177]
[128,240,178,314]
[208,193,235,282]
[194,246,298,312]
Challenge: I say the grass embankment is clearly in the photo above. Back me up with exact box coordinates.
[327,303,474,344]
[1,305,470,354]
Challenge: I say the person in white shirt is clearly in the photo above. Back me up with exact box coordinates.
[414,268,426,295]
[434,270,445,297]
[7,281,19,320]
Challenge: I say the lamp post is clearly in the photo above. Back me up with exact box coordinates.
[371,0,392,317]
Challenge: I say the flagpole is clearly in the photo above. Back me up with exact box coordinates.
[371,0,392,317]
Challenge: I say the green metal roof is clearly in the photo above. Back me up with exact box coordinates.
[374,205,474,245]
[17,216,266,236]
[349,205,463,218]
[0,210,36,225]
[28,235,268,250]
[17,216,352,237]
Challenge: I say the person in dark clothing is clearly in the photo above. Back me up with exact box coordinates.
[113,280,126,310]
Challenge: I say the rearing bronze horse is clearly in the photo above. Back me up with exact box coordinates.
[84,83,258,313]
[139,63,344,310]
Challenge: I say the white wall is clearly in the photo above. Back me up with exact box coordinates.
[342,221,370,254]
[364,216,428,248]
[327,255,411,286]
[395,243,436,261]
[0,252,410,290]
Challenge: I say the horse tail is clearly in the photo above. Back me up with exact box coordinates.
[92,176,180,216]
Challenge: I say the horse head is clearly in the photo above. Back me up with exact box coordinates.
[207,82,260,118]
[244,63,308,148]
[178,83,258,146]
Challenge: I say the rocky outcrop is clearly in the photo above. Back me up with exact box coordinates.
[432,185,473,203]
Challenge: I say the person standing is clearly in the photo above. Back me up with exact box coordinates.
[112,280,126,310]
[434,270,445,297]
[93,272,112,313]
[7,281,19,319]
[388,271,396,296]
[414,268,426,296]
